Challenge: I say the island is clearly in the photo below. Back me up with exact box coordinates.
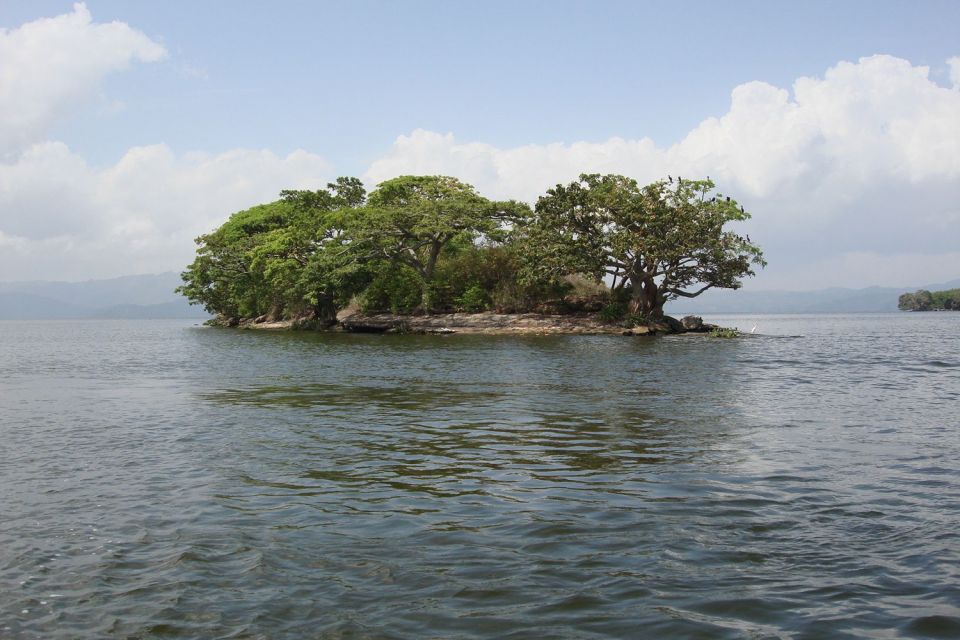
[179,173,765,335]
[898,289,960,311]
[218,308,722,336]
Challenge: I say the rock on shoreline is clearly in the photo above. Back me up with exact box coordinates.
[215,312,720,336]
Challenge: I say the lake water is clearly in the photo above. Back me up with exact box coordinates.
[1,314,958,639]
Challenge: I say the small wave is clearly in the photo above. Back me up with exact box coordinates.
[902,615,960,638]
[924,360,958,368]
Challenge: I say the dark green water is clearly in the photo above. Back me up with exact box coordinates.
[1,315,958,639]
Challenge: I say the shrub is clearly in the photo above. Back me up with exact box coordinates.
[597,302,628,323]
[359,264,422,313]
[623,313,647,328]
[564,274,608,297]
[457,284,490,312]
[432,244,572,314]
[710,327,739,338]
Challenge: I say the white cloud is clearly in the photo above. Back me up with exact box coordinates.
[949,57,960,90]
[0,5,333,282]
[0,2,166,156]
[369,55,960,199]
[0,142,331,281]
[367,55,960,289]
[1,5,958,295]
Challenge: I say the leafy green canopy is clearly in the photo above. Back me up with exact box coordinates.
[177,178,366,321]
[176,200,296,318]
[350,175,530,310]
[899,289,960,311]
[178,173,766,322]
[517,174,765,318]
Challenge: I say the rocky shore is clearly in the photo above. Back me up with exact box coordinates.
[218,311,721,336]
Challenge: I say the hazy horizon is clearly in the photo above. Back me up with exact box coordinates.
[2,269,959,295]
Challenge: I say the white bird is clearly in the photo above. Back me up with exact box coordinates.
[750,324,758,334]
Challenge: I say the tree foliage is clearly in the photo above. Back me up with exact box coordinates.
[176,201,297,319]
[516,174,765,318]
[350,175,530,310]
[899,289,960,311]
[178,173,766,324]
[177,178,365,323]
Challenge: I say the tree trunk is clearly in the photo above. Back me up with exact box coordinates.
[419,285,434,315]
[268,302,283,322]
[418,239,443,314]
[628,276,665,320]
[314,294,338,327]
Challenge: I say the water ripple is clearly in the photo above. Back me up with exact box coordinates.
[1,316,959,637]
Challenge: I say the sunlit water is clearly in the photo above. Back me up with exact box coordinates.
[1,314,958,639]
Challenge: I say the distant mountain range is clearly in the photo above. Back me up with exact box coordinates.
[0,273,209,320]
[2,272,958,320]
[665,278,960,315]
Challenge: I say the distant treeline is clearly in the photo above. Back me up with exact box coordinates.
[177,174,764,325]
[898,289,960,311]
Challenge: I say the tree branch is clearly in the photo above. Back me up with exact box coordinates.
[669,283,713,298]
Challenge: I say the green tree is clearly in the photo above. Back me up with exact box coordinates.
[911,290,934,310]
[255,177,368,324]
[898,292,918,310]
[518,174,765,319]
[178,177,366,322]
[899,288,959,311]
[931,288,960,310]
[177,201,297,318]
[351,175,529,311]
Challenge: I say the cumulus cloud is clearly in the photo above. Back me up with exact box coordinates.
[0,4,335,282]
[370,55,960,199]
[1,3,958,294]
[367,55,960,289]
[949,57,960,90]
[0,3,166,157]
[0,142,331,280]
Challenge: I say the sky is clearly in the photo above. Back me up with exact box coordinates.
[0,1,958,290]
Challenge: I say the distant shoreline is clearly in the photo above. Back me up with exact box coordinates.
[898,288,960,312]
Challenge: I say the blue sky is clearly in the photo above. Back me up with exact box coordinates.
[1,1,959,288]
[5,0,958,167]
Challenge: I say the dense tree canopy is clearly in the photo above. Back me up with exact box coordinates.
[899,289,960,311]
[177,179,364,324]
[349,175,530,310]
[179,173,765,325]
[176,200,297,319]
[517,174,765,318]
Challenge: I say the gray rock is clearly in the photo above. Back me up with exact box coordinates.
[663,315,686,333]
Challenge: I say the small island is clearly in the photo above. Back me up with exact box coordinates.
[179,173,765,335]
[898,289,960,311]
[226,308,722,336]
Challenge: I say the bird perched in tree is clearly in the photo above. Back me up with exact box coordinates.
[726,196,730,202]
[668,175,673,183]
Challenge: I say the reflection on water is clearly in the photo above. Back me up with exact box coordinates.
[1,316,959,638]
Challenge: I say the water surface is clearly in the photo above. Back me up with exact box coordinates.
[1,314,958,638]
